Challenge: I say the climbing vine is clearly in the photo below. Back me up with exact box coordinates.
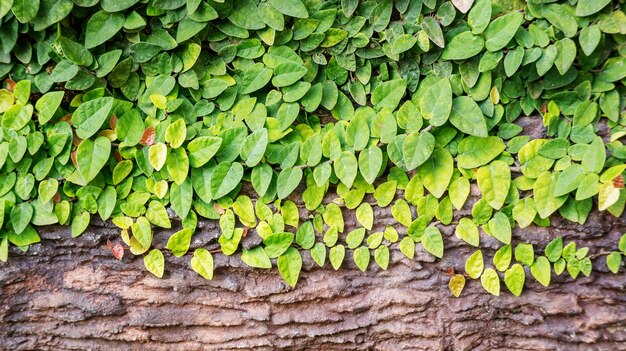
[0,0,624,296]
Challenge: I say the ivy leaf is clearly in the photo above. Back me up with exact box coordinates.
[484,12,523,52]
[166,228,193,257]
[190,248,214,280]
[399,237,415,259]
[277,167,303,199]
[77,137,111,183]
[441,31,484,60]
[449,96,487,137]
[480,268,500,296]
[606,252,622,273]
[149,142,167,171]
[418,148,453,198]
[403,132,435,171]
[211,162,244,199]
[371,79,406,111]
[242,246,272,269]
[374,246,390,270]
[268,0,308,18]
[144,249,165,278]
[477,160,511,209]
[353,246,370,272]
[308,242,325,267]
[419,77,451,126]
[455,217,480,247]
[422,226,444,258]
[278,247,302,287]
[493,244,512,272]
[329,244,345,270]
[575,0,611,17]
[334,151,358,188]
[449,274,465,297]
[358,145,383,185]
[71,97,114,139]
[35,91,64,125]
[488,212,512,245]
[457,136,505,169]
[85,11,124,49]
[465,250,484,279]
[504,264,525,296]
[530,256,551,287]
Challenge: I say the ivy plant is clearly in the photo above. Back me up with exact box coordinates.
[0,0,624,296]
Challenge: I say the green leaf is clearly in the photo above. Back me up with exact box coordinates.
[149,142,167,171]
[419,77,451,126]
[311,242,326,267]
[480,268,500,296]
[190,248,214,280]
[329,244,345,270]
[457,136,505,169]
[295,221,315,249]
[12,0,39,23]
[211,162,244,199]
[353,246,370,272]
[33,0,73,31]
[514,243,534,266]
[371,79,406,111]
[421,17,444,48]
[358,146,383,185]
[533,171,568,219]
[530,256,551,287]
[606,252,622,274]
[422,226,444,258]
[477,160,511,209]
[576,0,611,17]
[85,11,124,49]
[76,137,111,183]
[391,199,412,227]
[334,151,358,188]
[242,246,272,269]
[504,264,525,296]
[399,236,415,259]
[374,246,390,270]
[264,232,294,258]
[484,12,524,51]
[346,228,366,249]
[146,201,171,229]
[277,167,303,199]
[35,91,63,125]
[166,148,189,185]
[165,118,187,149]
[449,274,465,297]
[465,250,484,279]
[188,136,222,168]
[468,0,491,34]
[403,132,435,171]
[355,203,374,230]
[239,63,273,94]
[441,31,484,60]
[166,228,193,257]
[71,97,114,139]
[418,148,453,198]
[268,0,308,18]
[272,63,307,87]
[555,38,576,75]
[144,249,165,278]
[488,212,511,245]
[455,217,480,247]
[277,247,302,287]
[493,244,512,272]
[449,96,488,137]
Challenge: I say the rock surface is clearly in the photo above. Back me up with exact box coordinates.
[1,194,625,350]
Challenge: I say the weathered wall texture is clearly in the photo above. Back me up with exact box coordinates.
[1,194,625,351]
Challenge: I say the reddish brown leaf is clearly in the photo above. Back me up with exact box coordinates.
[5,78,16,91]
[111,244,124,260]
[71,150,78,167]
[213,203,225,215]
[614,174,624,189]
[114,150,123,163]
[242,227,249,237]
[60,114,73,123]
[140,126,156,146]
[106,239,113,249]
[109,114,117,130]
[53,192,61,204]
[540,104,547,114]
[72,133,82,147]
[445,267,456,276]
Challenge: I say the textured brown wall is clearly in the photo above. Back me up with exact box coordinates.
[1,198,625,351]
